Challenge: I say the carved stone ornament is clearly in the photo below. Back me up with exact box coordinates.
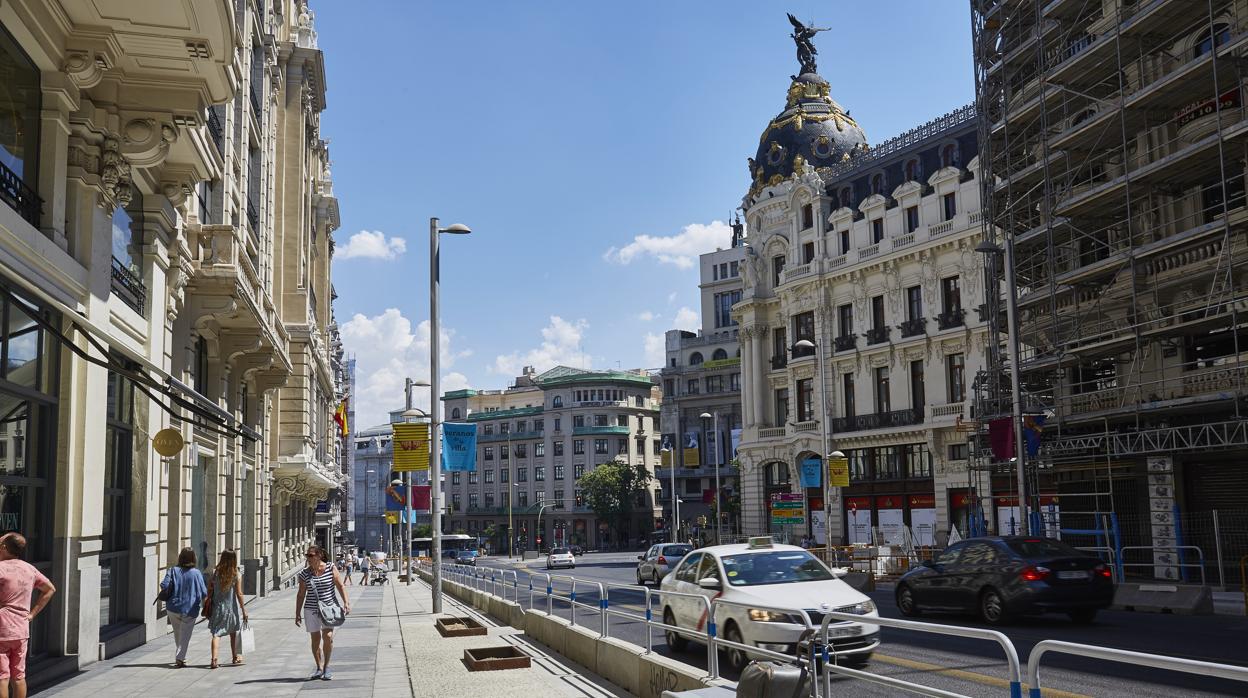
[98,136,133,214]
[869,353,890,368]
[942,341,964,355]
[63,50,110,89]
[123,118,178,169]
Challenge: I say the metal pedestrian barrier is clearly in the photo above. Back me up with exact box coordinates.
[1025,640,1248,698]
[1119,545,1207,586]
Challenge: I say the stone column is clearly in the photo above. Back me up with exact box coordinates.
[740,327,754,427]
[753,328,768,425]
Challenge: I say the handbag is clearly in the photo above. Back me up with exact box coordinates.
[202,574,215,619]
[239,622,256,653]
[155,568,176,604]
[309,569,345,627]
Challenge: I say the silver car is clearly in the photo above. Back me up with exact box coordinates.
[636,543,694,585]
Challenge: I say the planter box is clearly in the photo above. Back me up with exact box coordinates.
[463,646,531,671]
[435,616,488,638]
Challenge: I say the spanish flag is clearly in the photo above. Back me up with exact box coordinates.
[334,398,349,438]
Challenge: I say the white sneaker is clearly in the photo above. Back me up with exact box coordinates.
[321,668,333,681]
[310,668,324,680]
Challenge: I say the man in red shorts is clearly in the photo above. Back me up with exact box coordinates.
[0,533,55,698]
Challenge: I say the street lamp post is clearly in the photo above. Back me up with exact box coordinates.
[429,217,471,614]
[536,502,557,552]
[508,483,518,560]
[400,380,430,586]
[699,411,722,546]
[794,338,837,547]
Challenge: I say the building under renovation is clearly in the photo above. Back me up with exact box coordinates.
[972,0,1248,582]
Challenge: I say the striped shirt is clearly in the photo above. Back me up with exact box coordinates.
[298,565,338,609]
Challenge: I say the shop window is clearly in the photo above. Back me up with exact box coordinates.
[0,25,42,227]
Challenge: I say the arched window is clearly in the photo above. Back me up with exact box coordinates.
[1195,23,1231,58]
[765,462,791,486]
[451,408,461,419]
[552,396,563,408]
[904,159,920,183]
[870,173,885,196]
[689,352,704,365]
[712,348,728,361]
[941,144,959,168]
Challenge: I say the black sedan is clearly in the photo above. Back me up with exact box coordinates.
[895,536,1114,625]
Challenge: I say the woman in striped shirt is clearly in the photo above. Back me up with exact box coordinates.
[295,545,351,680]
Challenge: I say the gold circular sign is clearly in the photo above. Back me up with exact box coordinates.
[152,428,185,457]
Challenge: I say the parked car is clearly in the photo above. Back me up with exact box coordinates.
[636,543,694,585]
[546,548,576,570]
[455,550,479,566]
[660,537,879,672]
[895,536,1115,625]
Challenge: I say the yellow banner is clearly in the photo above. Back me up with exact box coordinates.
[393,423,430,471]
[827,456,850,488]
[384,511,399,525]
[683,447,700,467]
[661,449,672,467]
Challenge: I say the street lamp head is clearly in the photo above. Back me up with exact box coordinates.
[440,223,472,235]
[390,478,403,486]
[975,240,1003,255]
[699,412,713,419]
[401,407,429,420]
[828,450,845,459]
[793,339,816,350]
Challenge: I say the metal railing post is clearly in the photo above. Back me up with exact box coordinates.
[1213,509,1226,589]
[1026,640,1248,697]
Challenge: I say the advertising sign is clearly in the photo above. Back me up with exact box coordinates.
[730,428,742,463]
[660,434,675,467]
[682,430,700,468]
[441,422,478,472]
[799,457,822,488]
[392,422,430,471]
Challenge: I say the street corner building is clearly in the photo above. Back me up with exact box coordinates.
[440,366,665,552]
[0,0,346,684]
[729,22,990,548]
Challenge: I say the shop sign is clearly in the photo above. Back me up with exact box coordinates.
[1175,88,1241,128]
[152,428,185,457]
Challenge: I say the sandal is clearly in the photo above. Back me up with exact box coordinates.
[232,656,244,665]
[175,660,187,668]
[210,659,219,669]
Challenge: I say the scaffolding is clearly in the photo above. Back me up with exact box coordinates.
[972,0,1248,556]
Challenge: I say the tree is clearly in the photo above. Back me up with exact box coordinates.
[579,460,652,547]
[414,524,432,539]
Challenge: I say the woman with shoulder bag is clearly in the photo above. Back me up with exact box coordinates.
[204,550,249,668]
[156,547,207,668]
[295,545,351,680]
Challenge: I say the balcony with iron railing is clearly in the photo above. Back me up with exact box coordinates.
[770,355,788,370]
[832,407,924,433]
[249,82,262,120]
[866,326,890,345]
[899,317,926,338]
[937,308,966,330]
[0,160,41,228]
[110,257,146,315]
[207,107,224,154]
[834,334,857,352]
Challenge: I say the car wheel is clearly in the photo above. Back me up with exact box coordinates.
[979,588,1011,625]
[896,585,921,617]
[723,623,750,673]
[1068,609,1097,625]
[663,608,688,651]
[636,570,645,586]
[653,571,661,585]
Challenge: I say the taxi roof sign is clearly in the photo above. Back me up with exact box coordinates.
[747,536,774,549]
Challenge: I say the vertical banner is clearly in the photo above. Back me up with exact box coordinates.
[799,457,822,488]
[705,428,719,466]
[730,428,742,463]
[827,455,850,487]
[682,430,700,467]
[384,483,407,511]
[411,485,431,513]
[441,423,478,471]
[392,422,430,471]
[660,434,674,467]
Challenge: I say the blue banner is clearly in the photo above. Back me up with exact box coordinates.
[384,483,407,512]
[441,422,478,472]
[799,457,822,488]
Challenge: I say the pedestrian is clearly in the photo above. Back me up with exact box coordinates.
[156,547,207,668]
[0,533,55,698]
[295,545,350,680]
[204,550,248,669]
[342,556,354,585]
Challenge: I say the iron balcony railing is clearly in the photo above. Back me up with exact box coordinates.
[866,326,890,345]
[899,317,926,338]
[0,160,41,228]
[834,334,857,352]
[110,257,146,315]
[770,354,788,370]
[938,308,966,330]
[246,198,259,236]
[832,407,924,433]
[207,107,224,153]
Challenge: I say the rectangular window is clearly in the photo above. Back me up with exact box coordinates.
[617,414,628,427]
[772,326,787,367]
[906,286,922,322]
[943,192,957,221]
[617,438,628,454]
[534,419,544,432]
[802,241,815,264]
[535,442,545,457]
[730,260,738,277]
[874,366,890,413]
[796,378,814,422]
[555,490,565,508]
[730,373,741,391]
[838,304,853,338]
[553,417,561,432]
[594,414,608,426]
[553,441,564,456]
[501,468,509,483]
[772,255,785,287]
[849,449,869,481]
[871,218,883,244]
[574,463,585,479]
[483,424,494,436]
[801,203,814,229]
[774,388,790,424]
[518,491,528,507]
[839,230,850,255]
[594,439,608,454]
[536,491,546,504]
[574,440,585,454]
[516,420,526,432]
[484,469,494,484]
[910,359,925,411]
[485,493,495,508]
[876,446,901,479]
[535,466,545,481]
[452,472,461,486]
[947,353,966,403]
[720,262,728,279]
[942,276,962,315]
[714,290,742,327]
[686,378,700,395]
[905,205,919,233]
[871,295,885,331]
[706,375,723,393]
[501,445,509,461]
[484,446,494,461]
[948,443,968,461]
[500,422,510,435]
[793,311,815,355]
[573,415,585,428]
[453,493,462,511]
[469,471,478,484]
[906,443,932,478]
[517,443,529,459]
[554,464,565,480]
[842,373,856,418]
[652,439,662,455]
[517,467,528,483]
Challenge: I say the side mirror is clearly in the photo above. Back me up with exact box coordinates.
[638,555,645,560]
[697,576,722,590]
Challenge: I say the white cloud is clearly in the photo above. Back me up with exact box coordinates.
[336,230,407,260]
[666,292,678,305]
[603,220,733,269]
[637,310,656,322]
[492,316,589,377]
[340,308,470,428]
[643,332,665,368]
[673,306,699,330]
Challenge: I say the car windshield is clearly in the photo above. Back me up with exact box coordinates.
[458,551,476,557]
[662,545,693,557]
[551,548,570,555]
[721,551,834,586]
[1004,538,1086,559]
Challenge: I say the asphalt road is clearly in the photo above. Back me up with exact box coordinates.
[447,552,1248,697]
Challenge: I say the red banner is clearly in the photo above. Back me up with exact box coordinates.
[875,495,902,509]
[908,494,936,508]
[994,494,1058,507]
[411,485,431,511]
[845,496,872,510]
[1175,88,1242,128]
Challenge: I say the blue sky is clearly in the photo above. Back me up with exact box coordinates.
[319,1,974,428]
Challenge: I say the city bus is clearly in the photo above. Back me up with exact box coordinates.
[413,533,474,559]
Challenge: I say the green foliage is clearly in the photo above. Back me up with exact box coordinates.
[578,460,652,533]
[415,524,432,539]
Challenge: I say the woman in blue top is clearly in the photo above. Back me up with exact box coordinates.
[157,547,207,668]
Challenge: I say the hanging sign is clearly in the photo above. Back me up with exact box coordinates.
[392,423,430,471]
[152,428,185,457]
[799,457,822,488]
[827,455,850,488]
[441,422,478,472]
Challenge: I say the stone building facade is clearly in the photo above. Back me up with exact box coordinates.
[0,0,341,683]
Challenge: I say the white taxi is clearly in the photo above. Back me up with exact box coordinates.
[659,537,880,671]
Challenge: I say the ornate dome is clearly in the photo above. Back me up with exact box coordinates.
[749,72,868,197]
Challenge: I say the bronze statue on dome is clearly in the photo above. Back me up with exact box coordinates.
[787,13,830,75]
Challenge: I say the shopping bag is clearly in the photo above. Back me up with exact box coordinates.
[240,623,255,654]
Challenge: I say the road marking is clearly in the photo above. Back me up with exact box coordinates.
[871,653,1090,698]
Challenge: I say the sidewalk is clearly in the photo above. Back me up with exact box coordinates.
[34,576,627,698]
